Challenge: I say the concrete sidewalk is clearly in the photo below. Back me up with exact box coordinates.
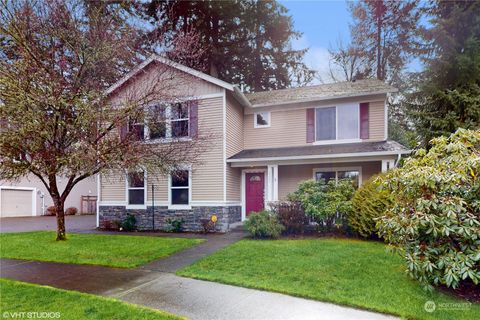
[114,273,397,320]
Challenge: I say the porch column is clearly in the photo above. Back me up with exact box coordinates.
[381,160,395,172]
[267,165,278,202]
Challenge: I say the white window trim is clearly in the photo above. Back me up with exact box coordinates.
[142,102,190,142]
[312,166,363,186]
[125,170,147,209]
[254,111,271,128]
[168,167,192,210]
[313,103,361,144]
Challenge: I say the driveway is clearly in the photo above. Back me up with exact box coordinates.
[0,215,96,233]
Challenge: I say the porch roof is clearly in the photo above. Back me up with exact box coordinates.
[227,140,410,164]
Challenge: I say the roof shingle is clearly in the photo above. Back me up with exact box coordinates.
[245,79,396,106]
[228,140,409,161]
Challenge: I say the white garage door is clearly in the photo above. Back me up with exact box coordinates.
[0,189,34,217]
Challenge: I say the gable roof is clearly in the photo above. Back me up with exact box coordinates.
[105,54,235,96]
[245,79,397,107]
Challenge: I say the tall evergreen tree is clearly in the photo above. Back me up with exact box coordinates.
[136,0,313,92]
[407,1,480,146]
[348,0,424,83]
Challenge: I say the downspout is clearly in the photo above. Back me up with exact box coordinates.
[394,152,402,167]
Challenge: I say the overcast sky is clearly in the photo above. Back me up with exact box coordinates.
[279,0,352,83]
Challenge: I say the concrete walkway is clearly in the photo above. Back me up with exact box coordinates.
[0,228,398,320]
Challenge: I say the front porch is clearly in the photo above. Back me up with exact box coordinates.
[227,141,410,220]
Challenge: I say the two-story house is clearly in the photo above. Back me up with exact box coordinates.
[97,55,410,231]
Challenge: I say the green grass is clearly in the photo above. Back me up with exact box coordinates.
[0,278,182,320]
[177,238,479,320]
[0,231,203,268]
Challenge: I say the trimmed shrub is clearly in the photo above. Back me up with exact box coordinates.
[121,214,136,231]
[165,218,185,233]
[379,129,480,290]
[244,211,284,239]
[288,179,355,233]
[65,207,78,216]
[350,174,393,238]
[46,206,56,216]
[271,201,308,235]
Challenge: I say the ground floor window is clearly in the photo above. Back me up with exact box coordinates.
[314,168,360,188]
[170,170,190,206]
[127,171,145,205]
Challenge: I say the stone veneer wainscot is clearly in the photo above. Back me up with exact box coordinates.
[99,206,241,232]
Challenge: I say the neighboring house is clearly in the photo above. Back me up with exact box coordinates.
[98,55,409,232]
[0,175,97,218]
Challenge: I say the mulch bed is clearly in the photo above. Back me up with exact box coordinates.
[438,281,480,303]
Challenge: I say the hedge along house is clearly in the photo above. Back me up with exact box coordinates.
[97,55,410,232]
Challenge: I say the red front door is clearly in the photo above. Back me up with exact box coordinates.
[245,172,265,216]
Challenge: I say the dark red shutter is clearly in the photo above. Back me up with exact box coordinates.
[360,102,369,139]
[189,101,198,138]
[119,120,128,141]
[306,108,315,143]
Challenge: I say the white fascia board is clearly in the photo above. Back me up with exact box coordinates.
[232,86,253,108]
[227,150,411,164]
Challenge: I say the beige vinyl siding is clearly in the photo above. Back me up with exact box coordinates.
[192,96,224,201]
[100,171,126,202]
[366,100,385,141]
[244,109,307,149]
[278,162,382,200]
[100,97,225,204]
[147,173,168,202]
[108,62,223,106]
[243,98,386,150]
[226,94,244,202]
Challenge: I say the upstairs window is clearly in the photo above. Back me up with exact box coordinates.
[131,102,191,141]
[254,111,271,128]
[315,104,359,142]
[127,171,145,205]
[170,103,189,138]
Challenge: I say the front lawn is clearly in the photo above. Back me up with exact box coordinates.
[0,231,203,268]
[0,278,182,320]
[177,239,479,320]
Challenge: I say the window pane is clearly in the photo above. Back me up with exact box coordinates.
[315,107,336,141]
[128,172,144,187]
[171,188,189,205]
[171,120,189,137]
[171,103,188,120]
[338,170,359,188]
[256,112,269,126]
[172,170,189,187]
[315,171,336,183]
[149,122,167,139]
[129,124,144,140]
[337,104,359,140]
[128,190,144,205]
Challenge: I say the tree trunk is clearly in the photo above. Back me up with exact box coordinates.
[53,197,66,241]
